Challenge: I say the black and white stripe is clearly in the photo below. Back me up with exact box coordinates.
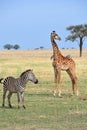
[0,69,38,109]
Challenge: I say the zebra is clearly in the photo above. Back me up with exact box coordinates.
[0,69,38,109]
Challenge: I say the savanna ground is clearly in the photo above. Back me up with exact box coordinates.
[0,49,87,130]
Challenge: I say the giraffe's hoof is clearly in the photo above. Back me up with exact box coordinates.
[76,92,79,96]
[53,93,56,96]
[58,93,61,97]
[53,91,56,96]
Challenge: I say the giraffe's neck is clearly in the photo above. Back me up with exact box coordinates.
[52,39,62,58]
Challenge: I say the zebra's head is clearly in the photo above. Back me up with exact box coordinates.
[28,70,38,84]
[20,69,38,84]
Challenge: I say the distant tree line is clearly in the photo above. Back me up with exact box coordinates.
[4,44,20,50]
[35,46,44,50]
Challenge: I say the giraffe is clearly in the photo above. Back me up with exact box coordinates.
[50,31,78,96]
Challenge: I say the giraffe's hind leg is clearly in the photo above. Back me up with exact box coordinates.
[66,69,78,96]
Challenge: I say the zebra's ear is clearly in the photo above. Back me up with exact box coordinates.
[28,69,33,71]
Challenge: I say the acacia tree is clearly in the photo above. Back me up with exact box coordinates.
[4,44,20,50]
[66,24,87,57]
[13,44,20,50]
[4,44,13,50]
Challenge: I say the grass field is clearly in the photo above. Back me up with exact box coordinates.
[0,49,87,130]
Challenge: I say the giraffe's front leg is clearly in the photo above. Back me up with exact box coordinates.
[54,76,57,96]
[57,70,61,97]
[53,68,58,96]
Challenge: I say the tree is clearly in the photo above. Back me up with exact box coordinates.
[66,24,87,57]
[40,46,44,50]
[4,44,13,50]
[13,44,20,50]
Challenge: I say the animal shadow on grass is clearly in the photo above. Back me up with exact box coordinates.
[0,93,77,109]
[28,93,53,98]
[79,97,87,101]
[0,105,17,109]
[28,92,74,99]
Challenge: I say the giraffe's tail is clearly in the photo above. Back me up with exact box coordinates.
[0,78,4,84]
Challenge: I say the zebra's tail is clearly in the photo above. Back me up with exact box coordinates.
[0,78,4,84]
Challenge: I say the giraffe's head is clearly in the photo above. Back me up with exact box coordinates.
[51,31,61,41]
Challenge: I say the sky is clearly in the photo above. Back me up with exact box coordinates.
[0,0,87,50]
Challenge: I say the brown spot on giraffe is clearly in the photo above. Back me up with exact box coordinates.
[50,31,78,96]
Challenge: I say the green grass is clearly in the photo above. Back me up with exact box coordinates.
[0,49,87,130]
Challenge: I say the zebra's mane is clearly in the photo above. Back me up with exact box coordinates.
[20,69,32,77]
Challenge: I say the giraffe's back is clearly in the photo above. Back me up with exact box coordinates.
[53,55,75,71]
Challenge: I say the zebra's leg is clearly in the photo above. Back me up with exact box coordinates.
[2,89,7,107]
[21,92,26,109]
[7,92,12,108]
[17,92,20,109]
